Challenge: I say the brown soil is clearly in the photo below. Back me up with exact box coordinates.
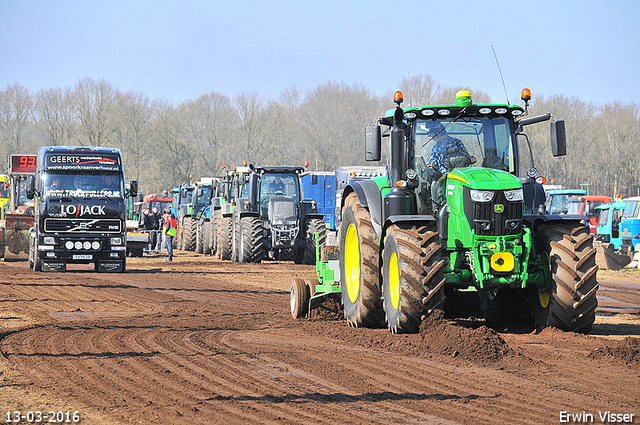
[0,253,639,424]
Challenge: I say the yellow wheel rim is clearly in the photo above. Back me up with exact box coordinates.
[538,287,550,308]
[388,252,400,310]
[345,223,361,303]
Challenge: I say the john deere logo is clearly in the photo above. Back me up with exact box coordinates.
[494,204,505,213]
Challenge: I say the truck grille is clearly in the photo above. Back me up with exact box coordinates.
[44,218,122,233]
[468,190,523,236]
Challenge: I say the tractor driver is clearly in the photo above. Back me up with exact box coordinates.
[270,175,285,194]
[422,122,472,212]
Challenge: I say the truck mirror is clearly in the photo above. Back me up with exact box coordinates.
[365,125,381,162]
[26,175,35,199]
[550,120,566,157]
[130,181,138,198]
[312,174,318,185]
[196,187,203,197]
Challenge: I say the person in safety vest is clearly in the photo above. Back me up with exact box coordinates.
[163,209,177,262]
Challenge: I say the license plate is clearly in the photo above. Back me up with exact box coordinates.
[73,254,93,260]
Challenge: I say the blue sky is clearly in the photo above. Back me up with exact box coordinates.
[1,0,638,105]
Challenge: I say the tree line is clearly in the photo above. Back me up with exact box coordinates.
[1,75,638,197]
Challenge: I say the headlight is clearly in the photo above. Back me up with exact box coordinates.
[83,241,91,250]
[110,237,123,245]
[504,189,524,202]
[65,241,74,250]
[43,236,56,245]
[92,241,101,250]
[273,219,283,225]
[470,189,495,203]
[286,220,297,226]
[74,241,82,250]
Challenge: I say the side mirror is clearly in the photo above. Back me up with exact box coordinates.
[312,174,318,185]
[129,181,138,198]
[196,187,203,197]
[26,175,35,199]
[365,125,381,161]
[550,120,567,157]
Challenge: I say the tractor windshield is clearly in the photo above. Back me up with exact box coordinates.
[260,173,299,202]
[412,116,515,178]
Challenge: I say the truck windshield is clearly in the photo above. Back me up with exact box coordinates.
[623,200,640,218]
[412,116,515,178]
[43,172,123,198]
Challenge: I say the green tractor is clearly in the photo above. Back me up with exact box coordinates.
[337,89,598,334]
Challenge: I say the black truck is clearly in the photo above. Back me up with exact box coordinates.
[26,146,137,272]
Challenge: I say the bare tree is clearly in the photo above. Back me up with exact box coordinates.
[0,83,35,165]
[112,90,154,182]
[35,86,76,146]
[72,77,117,146]
[233,91,285,165]
[180,92,235,178]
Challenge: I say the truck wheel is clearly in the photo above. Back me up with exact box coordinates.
[304,218,327,265]
[217,215,232,260]
[240,216,265,263]
[382,224,445,333]
[290,278,310,319]
[203,221,212,255]
[533,222,598,333]
[195,221,204,253]
[339,192,384,328]
[183,217,196,251]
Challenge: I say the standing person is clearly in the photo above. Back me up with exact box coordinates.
[141,209,153,253]
[149,207,160,253]
[163,209,177,262]
[156,210,164,253]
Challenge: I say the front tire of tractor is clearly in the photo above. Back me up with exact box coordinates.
[533,222,598,333]
[203,221,212,255]
[290,278,310,319]
[217,215,233,260]
[183,217,196,251]
[239,216,265,263]
[382,224,445,333]
[339,192,384,328]
[304,218,327,265]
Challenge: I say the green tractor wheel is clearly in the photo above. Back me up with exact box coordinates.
[382,224,445,333]
[533,222,598,333]
[339,193,384,328]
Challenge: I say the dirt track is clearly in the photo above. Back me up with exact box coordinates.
[1,253,639,424]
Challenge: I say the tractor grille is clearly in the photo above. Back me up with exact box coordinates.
[44,218,122,233]
[468,190,523,236]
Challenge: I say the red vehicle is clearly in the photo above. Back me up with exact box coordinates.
[568,195,611,233]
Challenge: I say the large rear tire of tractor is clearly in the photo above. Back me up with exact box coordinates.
[239,216,265,263]
[304,218,327,265]
[290,278,310,319]
[211,210,221,256]
[339,192,384,328]
[183,217,196,251]
[217,215,233,260]
[382,224,445,333]
[195,221,204,254]
[203,221,212,255]
[533,222,598,333]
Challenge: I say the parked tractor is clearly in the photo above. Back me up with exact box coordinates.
[293,89,598,334]
[227,165,326,264]
[210,164,251,260]
[0,154,37,260]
